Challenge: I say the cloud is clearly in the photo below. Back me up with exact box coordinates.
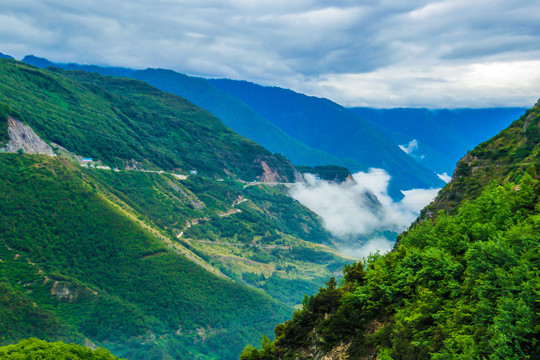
[437,172,452,183]
[1,0,539,108]
[290,170,440,256]
[399,139,418,155]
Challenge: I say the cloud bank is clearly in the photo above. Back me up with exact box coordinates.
[290,170,440,257]
[1,0,539,108]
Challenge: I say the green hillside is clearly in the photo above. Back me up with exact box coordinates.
[0,154,290,359]
[0,58,352,359]
[0,58,296,182]
[239,101,540,359]
[21,56,359,170]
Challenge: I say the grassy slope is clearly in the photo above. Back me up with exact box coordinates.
[85,168,350,307]
[0,58,296,182]
[0,154,290,360]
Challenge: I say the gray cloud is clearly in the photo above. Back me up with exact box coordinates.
[1,0,539,107]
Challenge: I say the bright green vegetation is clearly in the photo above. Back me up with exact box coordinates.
[426,99,540,215]
[240,102,540,360]
[85,168,348,306]
[0,154,293,359]
[0,58,296,181]
[0,338,122,360]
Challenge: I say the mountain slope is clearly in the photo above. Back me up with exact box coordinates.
[239,99,540,360]
[0,154,289,360]
[423,99,540,216]
[22,56,354,169]
[207,79,445,192]
[349,107,527,175]
[2,58,296,182]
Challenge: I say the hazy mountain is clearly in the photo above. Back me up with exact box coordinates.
[207,79,445,192]
[239,99,540,360]
[349,107,527,176]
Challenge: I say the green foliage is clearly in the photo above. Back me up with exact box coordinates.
[0,338,122,359]
[0,155,289,359]
[243,170,539,359]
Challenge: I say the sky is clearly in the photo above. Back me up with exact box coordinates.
[1,0,540,108]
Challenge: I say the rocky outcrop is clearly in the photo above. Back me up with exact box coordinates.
[6,117,54,155]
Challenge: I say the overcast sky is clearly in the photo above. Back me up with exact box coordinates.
[2,0,540,108]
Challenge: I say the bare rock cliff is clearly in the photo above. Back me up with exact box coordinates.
[6,117,54,156]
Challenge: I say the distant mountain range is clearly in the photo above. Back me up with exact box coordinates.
[349,107,527,176]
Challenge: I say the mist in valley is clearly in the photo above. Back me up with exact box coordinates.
[290,169,440,259]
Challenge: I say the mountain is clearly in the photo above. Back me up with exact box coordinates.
[207,79,445,192]
[21,56,444,194]
[22,56,353,169]
[0,52,14,59]
[7,58,296,182]
[349,107,527,176]
[0,58,352,359]
[239,100,540,359]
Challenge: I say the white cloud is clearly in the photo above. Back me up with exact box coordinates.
[437,172,452,183]
[399,139,418,155]
[290,170,440,256]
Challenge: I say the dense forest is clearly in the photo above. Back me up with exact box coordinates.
[239,101,540,359]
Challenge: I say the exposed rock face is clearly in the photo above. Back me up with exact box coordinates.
[6,117,54,155]
[258,160,282,183]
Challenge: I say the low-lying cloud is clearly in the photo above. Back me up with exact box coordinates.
[290,169,440,258]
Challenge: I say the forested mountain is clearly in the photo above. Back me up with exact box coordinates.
[239,100,540,359]
[21,55,352,169]
[21,55,444,194]
[349,107,527,176]
[0,58,351,359]
[4,58,296,182]
[207,79,445,193]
